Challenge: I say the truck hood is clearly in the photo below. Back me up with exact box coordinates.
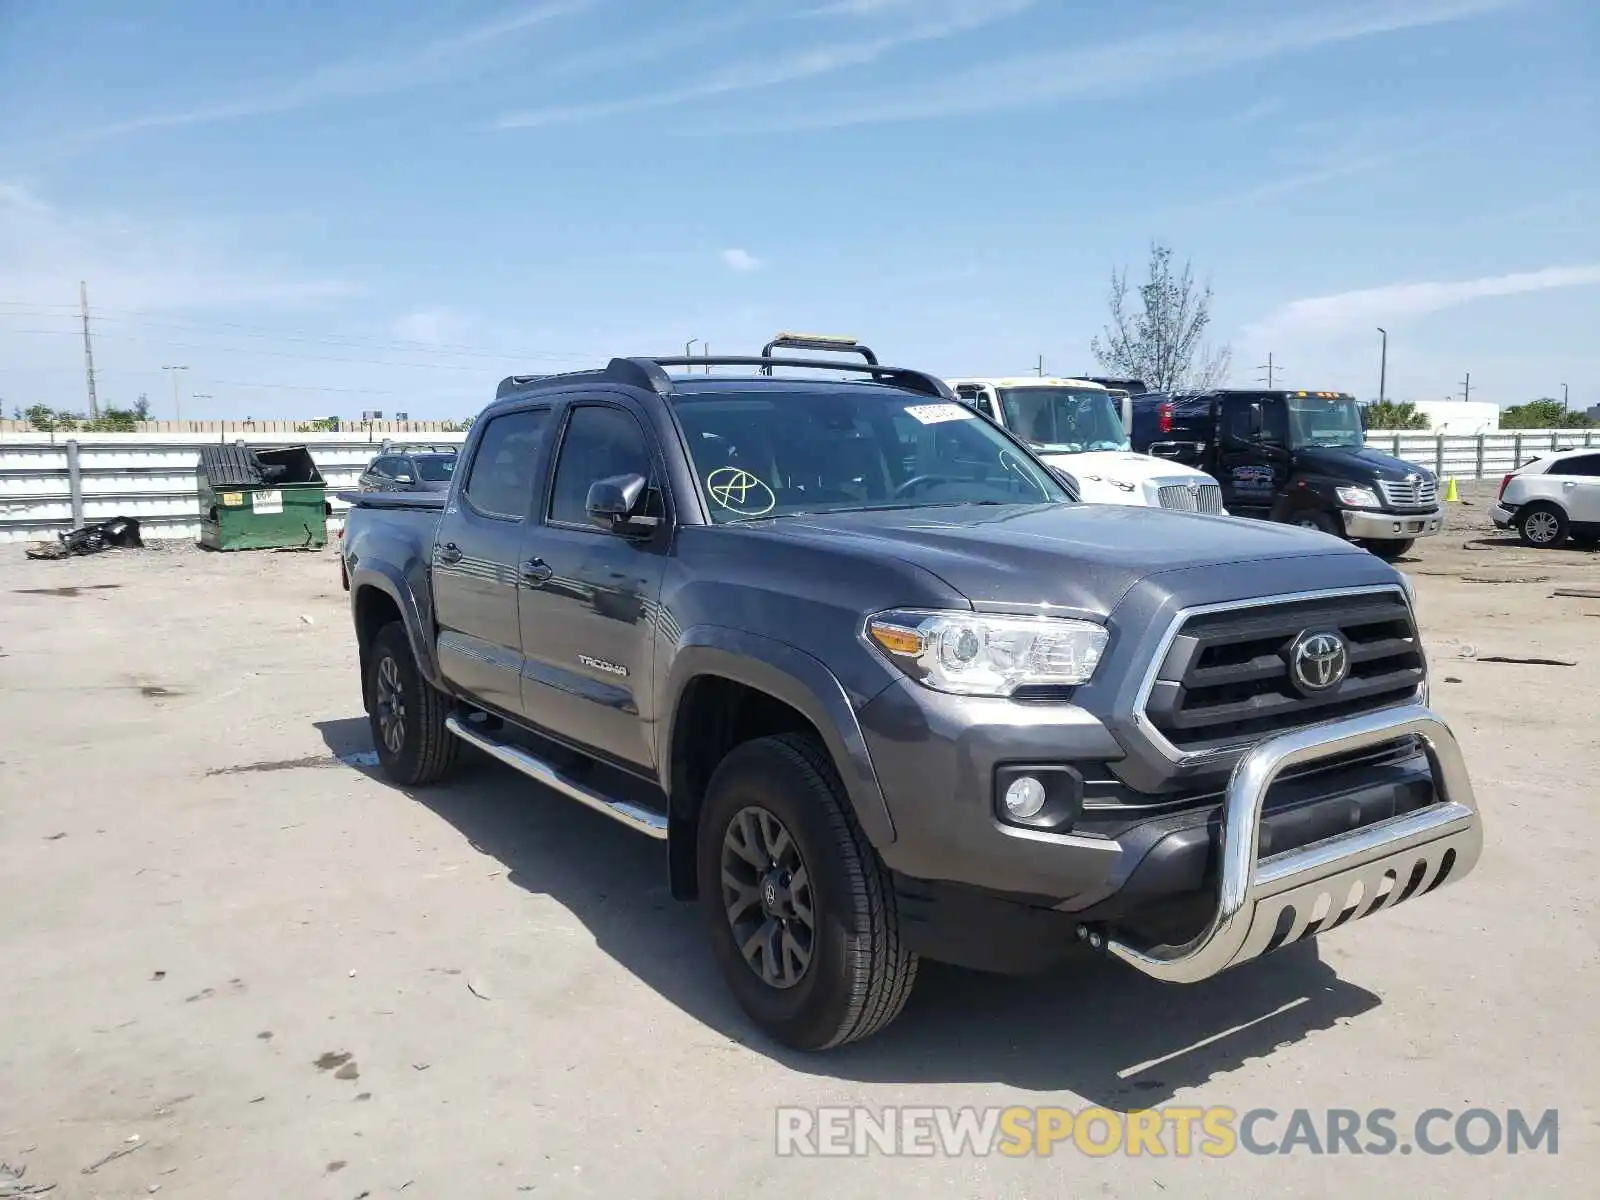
[1296,444,1432,483]
[764,502,1370,616]
[1039,450,1210,484]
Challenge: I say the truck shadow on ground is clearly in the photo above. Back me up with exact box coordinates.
[318,717,1382,1110]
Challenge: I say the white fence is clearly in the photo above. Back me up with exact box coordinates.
[0,431,467,544]
[0,427,1595,545]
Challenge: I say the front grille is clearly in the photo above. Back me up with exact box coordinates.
[1140,590,1424,755]
[1376,477,1438,507]
[1156,482,1225,514]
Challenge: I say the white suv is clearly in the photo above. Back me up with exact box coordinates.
[1490,447,1600,548]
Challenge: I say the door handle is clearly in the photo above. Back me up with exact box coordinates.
[436,542,463,564]
[521,558,553,585]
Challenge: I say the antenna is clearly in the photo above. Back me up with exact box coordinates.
[80,281,99,419]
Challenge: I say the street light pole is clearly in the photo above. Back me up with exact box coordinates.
[1562,383,1569,414]
[1376,327,1387,404]
[162,365,189,422]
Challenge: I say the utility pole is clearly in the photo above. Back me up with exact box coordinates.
[1459,372,1471,404]
[685,337,698,365]
[1036,355,1045,377]
[1376,327,1387,404]
[1562,383,1569,414]
[1257,352,1279,388]
[80,281,99,419]
[703,342,710,375]
[163,365,189,422]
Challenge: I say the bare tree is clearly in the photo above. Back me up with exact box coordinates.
[1090,243,1232,391]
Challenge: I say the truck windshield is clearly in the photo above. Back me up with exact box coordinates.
[670,388,1069,522]
[1287,396,1364,449]
[995,387,1130,453]
[414,454,456,481]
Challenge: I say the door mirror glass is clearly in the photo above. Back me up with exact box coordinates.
[586,473,649,531]
[393,473,413,485]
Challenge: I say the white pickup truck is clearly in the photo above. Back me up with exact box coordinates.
[946,376,1226,515]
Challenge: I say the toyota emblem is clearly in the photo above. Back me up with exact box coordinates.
[1289,630,1349,693]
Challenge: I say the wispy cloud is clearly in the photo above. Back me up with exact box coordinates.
[1247,265,1600,340]
[699,0,1519,132]
[81,2,593,139]
[721,248,763,272]
[497,0,1035,128]
[0,182,361,311]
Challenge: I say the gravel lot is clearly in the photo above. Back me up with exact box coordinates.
[2,483,1596,1198]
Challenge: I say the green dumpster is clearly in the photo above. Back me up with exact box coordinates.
[198,445,328,550]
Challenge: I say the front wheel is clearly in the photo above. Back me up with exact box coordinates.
[1516,503,1568,548]
[1366,539,1415,561]
[366,622,459,786]
[697,733,918,1051]
[1288,510,1342,537]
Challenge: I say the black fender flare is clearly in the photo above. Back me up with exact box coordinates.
[349,564,445,696]
[659,628,896,850]
[1270,473,1340,522]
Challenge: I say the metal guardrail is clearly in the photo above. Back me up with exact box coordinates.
[0,433,468,543]
[0,428,1592,544]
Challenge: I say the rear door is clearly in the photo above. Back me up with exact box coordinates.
[431,406,552,716]
[516,397,670,770]
[1551,453,1600,522]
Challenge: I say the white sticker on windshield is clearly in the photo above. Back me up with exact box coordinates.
[904,403,975,425]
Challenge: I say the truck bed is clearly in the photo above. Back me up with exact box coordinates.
[337,490,447,511]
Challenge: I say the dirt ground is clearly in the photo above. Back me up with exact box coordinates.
[1,482,1596,1199]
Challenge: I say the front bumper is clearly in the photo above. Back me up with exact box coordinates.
[1099,705,1482,983]
[1341,507,1444,540]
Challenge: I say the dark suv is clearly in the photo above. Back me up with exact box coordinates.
[358,449,458,493]
[339,340,1484,1051]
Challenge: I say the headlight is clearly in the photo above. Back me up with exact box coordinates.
[864,609,1109,696]
[1336,485,1380,508]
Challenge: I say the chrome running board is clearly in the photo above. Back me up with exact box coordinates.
[444,714,669,840]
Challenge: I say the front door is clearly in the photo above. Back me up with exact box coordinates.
[517,401,670,771]
[1553,452,1600,523]
[1214,396,1290,513]
[431,406,551,716]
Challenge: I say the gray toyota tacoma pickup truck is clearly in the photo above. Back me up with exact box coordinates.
[339,340,1484,1052]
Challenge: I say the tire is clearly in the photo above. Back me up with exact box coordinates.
[366,621,459,786]
[697,733,918,1051]
[1516,503,1568,549]
[1288,510,1341,537]
[1366,539,1414,561]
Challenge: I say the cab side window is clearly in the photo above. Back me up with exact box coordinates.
[548,405,659,527]
[462,409,549,519]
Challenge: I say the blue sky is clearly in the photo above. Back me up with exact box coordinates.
[1,0,1596,421]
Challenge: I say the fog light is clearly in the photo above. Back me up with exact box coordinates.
[1003,775,1047,820]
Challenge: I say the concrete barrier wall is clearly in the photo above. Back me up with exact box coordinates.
[0,428,1594,544]
[0,431,468,543]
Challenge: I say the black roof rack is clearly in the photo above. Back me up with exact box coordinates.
[759,332,879,366]
[495,352,952,402]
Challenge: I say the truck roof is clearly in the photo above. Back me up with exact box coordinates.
[945,376,1110,391]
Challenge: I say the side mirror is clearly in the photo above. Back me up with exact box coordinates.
[585,473,652,533]
[393,473,414,486]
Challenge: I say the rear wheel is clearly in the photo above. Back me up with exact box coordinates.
[1516,503,1568,548]
[697,733,917,1051]
[367,621,459,786]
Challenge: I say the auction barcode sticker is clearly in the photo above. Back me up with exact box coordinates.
[904,403,975,425]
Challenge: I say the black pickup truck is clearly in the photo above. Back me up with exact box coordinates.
[1130,389,1445,559]
[339,343,1483,1051]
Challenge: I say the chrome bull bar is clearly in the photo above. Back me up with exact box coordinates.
[1105,704,1484,985]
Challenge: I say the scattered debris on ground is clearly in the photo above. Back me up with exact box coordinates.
[24,517,143,560]
[81,1136,144,1175]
